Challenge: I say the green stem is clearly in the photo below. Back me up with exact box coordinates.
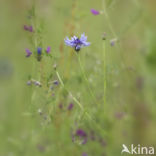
[103,41,107,109]
[56,71,107,135]
[77,53,97,104]
[56,71,83,111]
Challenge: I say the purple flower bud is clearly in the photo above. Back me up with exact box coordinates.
[27,80,32,85]
[76,129,87,137]
[68,103,74,111]
[29,26,33,32]
[37,47,42,55]
[82,153,88,156]
[24,25,34,32]
[53,80,59,85]
[46,46,51,53]
[110,38,117,46]
[24,25,29,31]
[91,9,100,15]
[34,81,41,87]
[25,48,32,57]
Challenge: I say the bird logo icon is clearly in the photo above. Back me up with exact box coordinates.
[121,144,131,154]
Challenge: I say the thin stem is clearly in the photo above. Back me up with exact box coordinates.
[56,71,83,111]
[77,53,97,104]
[103,41,107,108]
[102,0,117,38]
[56,70,107,134]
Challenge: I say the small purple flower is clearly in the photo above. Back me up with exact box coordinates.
[68,103,74,111]
[23,25,34,32]
[46,46,51,53]
[37,47,42,55]
[29,26,33,32]
[75,129,88,144]
[64,33,90,52]
[53,80,59,85]
[24,25,29,31]
[34,81,41,87]
[25,48,32,57]
[91,9,100,15]
[82,152,88,156]
[110,38,117,46]
[76,129,87,137]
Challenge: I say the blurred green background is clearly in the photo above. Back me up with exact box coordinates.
[0,0,156,155]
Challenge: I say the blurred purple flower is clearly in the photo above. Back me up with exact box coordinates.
[91,9,100,15]
[53,80,59,85]
[29,26,33,32]
[68,103,74,111]
[46,46,51,53]
[25,48,32,57]
[75,129,88,144]
[37,47,42,55]
[34,81,42,87]
[82,152,88,156]
[24,25,34,32]
[110,38,117,46]
[27,80,32,85]
[24,25,29,31]
[64,33,90,52]
[76,129,87,137]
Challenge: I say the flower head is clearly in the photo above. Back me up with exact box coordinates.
[76,129,87,137]
[37,47,42,54]
[82,153,88,156]
[25,48,32,57]
[64,33,90,52]
[110,38,117,46]
[53,80,59,85]
[91,9,100,15]
[24,25,33,32]
[68,103,74,111]
[29,26,33,32]
[46,46,51,53]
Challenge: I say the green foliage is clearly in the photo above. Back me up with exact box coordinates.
[0,0,156,156]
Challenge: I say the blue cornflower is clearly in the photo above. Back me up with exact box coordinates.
[64,33,90,52]
[37,47,42,54]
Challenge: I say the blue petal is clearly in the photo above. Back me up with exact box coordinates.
[80,33,87,42]
[82,41,90,47]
